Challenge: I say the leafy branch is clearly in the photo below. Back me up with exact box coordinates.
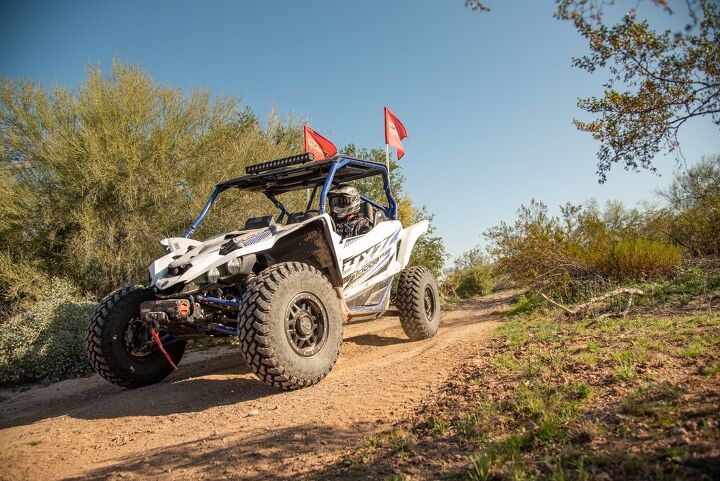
[569,2,720,181]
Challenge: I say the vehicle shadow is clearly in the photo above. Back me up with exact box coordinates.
[344,332,412,347]
[0,292,518,431]
[0,348,278,429]
[64,422,368,481]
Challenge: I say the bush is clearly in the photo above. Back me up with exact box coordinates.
[506,293,542,316]
[485,200,682,301]
[605,238,682,280]
[661,155,720,257]
[456,265,495,298]
[442,247,495,300]
[1,61,306,300]
[640,264,720,306]
[0,252,49,314]
[442,263,495,300]
[0,279,97,385]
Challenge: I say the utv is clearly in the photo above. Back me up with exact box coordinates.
[86,153,440,390]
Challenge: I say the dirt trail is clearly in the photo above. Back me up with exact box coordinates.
[0,291,514,481]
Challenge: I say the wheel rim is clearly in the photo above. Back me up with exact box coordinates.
[285,292,328,357]
[124,318,156,358]
[423,285,436,320]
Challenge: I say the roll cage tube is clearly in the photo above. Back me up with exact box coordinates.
[183,157,398,239]
[318,158,397,218]
[183,189,288,238]
[266,192,289,223]
[306,185,320,211]
[183,185,224,238]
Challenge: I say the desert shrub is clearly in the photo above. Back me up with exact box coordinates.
[676,267,711,295]
[604,238,682,280]
[0,278,97,385]
[485,200,682,301]
[661,155,720,257]
[506,293,543,316]
[442,248,494,299]
[640,264,720,306]
[484,157,720,304]
[0,61,305,299]
[0,252,49,314]
[455,265,495,298]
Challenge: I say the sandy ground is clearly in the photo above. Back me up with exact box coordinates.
[0,292,513,481]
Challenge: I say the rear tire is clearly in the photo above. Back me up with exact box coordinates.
[238,262,342,390]
[86,286,186,388]
[397,266,441,340]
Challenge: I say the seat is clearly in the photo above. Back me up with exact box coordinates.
[361,201,388,227]
[361,202,375,227]
[373,209,388,225]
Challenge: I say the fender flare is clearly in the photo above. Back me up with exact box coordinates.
[261,218,344,287]
[396,220,429,270]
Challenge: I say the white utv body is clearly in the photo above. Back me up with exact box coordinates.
[86,154,440,390]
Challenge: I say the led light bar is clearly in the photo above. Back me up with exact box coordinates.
[245,153,315,175]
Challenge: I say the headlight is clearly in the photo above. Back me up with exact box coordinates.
[205,267,220,284]
[225,257,242,275]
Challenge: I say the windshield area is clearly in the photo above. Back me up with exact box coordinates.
[184,157,396,239]
[184,189,307,239]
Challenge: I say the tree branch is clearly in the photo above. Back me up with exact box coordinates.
[541,288,646,320]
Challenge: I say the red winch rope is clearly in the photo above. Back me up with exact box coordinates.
[150,327,179,370]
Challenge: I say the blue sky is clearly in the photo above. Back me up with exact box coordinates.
[2,0,719,260]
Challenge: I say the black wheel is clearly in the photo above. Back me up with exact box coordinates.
[86,285,186,388]
[238,262,342,390]
[396,266,441,340]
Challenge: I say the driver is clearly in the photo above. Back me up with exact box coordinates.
[328,185,372,239]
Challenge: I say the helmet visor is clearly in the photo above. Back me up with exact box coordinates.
[329,194,354,209]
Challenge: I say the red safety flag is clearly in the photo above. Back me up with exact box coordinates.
[384,107,408,159]
[304,125,337,160]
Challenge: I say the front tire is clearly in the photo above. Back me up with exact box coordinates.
[397,266,441,340]
[86,286,186,388]
[238,262,343,390]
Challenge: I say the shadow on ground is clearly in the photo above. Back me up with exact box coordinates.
[66,403,720,481]
[65,423,367,481]
[0,293,513,431]
[345,332,412,347]
[0,349,279,429]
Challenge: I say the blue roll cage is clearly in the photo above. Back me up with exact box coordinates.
[183,156,397,239]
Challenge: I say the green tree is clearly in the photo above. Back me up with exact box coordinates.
[406,206,447,277]
[451,246,488,271]
[0,60,303,303]
[565,1,720,182]
[660,154,720,256]
[467,1,720,182]
[340,143,404,201]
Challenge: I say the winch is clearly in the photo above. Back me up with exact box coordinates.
[140,299,192,324]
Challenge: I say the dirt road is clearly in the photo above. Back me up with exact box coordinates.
[0,292,513,481]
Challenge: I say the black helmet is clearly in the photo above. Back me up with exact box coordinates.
[328,185,361,218]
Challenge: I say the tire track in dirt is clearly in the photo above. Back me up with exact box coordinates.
[0,291,514,481]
